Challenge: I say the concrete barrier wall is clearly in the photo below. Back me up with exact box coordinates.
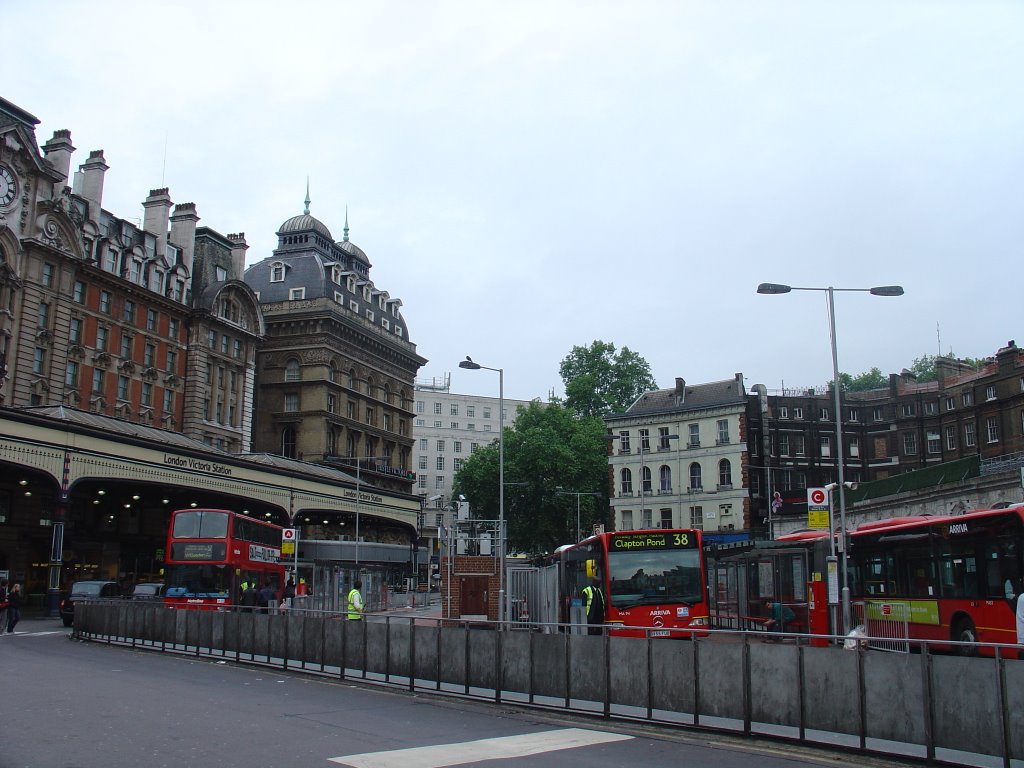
[75,603,1022,765]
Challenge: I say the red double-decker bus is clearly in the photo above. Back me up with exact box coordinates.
[163,508,285,609]
[549,529,709,637]
[848,506,1024,655]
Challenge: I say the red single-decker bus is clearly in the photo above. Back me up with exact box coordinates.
[554,528,709,637]
[849,506,1024,655]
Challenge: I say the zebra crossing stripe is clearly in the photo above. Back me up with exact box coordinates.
[329,728,633,768]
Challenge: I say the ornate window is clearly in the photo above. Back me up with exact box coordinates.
[281,427,297,458]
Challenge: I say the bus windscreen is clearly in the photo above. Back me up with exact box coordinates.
[164,564,232,598]
[608,547,704,608]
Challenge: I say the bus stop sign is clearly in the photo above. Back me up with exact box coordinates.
[282,528,297,555]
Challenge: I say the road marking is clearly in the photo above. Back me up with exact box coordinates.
[3,631,66,637]
[329,728,633,768]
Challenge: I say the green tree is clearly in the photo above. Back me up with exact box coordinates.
[837,367,886,392]
[452,402,609,555]
[908,355,938,382]
[834,354,986,391]
[559,340,658,418]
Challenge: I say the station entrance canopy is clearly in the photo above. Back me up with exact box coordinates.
[0,407,420,605]
[0,406,419,523]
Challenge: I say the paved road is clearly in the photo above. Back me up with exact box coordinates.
[3,617,910,768]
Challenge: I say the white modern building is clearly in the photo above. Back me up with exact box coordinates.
[605,375,750,536]
[412,374,537,577]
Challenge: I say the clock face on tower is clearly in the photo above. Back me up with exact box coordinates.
[0,165,16,208]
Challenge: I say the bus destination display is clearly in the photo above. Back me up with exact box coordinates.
[171,542,227,561]
[611,531,696,550]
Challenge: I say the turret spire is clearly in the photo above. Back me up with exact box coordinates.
[303,178,310,215]
[343,205,350,242]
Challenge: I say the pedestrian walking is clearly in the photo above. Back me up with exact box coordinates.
[0,578,8,636]
[1016,583,1024,661]
[258,580,274,614]
[6,582,23,634]
[346,580,364,620]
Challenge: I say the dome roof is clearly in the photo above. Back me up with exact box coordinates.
[278,213,333,241]
[338,239,370,264]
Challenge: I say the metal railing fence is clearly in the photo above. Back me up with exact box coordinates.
[73,601,1023,768]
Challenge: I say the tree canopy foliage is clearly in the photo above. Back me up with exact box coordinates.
[452,401,610,555]
[559,340,658,418]
[837,367,886,392]
[837,353,987,391]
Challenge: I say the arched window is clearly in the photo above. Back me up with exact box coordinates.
[689,462,702,490]
[281,427,296,459]
[328,362,337,383]
[620,468,633,495]
[326,427,337,457]
[719,459,732,488]
[347,369,357,389]
[660,465,672,493]
[641,465,652,494]
[219,298,240,323]
[285,358,300,382]
[347,433,357,457]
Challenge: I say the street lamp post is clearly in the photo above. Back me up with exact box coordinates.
[459,356,505,626]
[637,430,678,528]
[555,487,602,542]
[757,282,903,632]
[352,455,392,567]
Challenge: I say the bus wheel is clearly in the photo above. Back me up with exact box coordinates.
[952,618,978,656]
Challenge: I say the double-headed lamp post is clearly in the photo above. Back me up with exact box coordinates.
[757,282,903,632]
[459,356,505,626]
[638,431,678,526]
[825,480,858,631]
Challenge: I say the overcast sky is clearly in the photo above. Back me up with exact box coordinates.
[7,1,1022,402]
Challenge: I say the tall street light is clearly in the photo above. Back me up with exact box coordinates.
[757,282,903,633]
[638,430,678,527]
[459,355,505,625]
[352,455,392,567]
[556,487,602,542]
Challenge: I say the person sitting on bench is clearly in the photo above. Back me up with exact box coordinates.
[763,599,795,633]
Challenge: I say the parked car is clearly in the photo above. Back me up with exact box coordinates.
[129,582,166,601]
[59,580,122,627]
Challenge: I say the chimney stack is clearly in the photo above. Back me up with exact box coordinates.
[227,232,248,279]
[142,188,173,257]
[41,129,75,186]
[675,377,686,402]
[169,202,200,273]
[72,150,108,214]
[997,340,1019,373]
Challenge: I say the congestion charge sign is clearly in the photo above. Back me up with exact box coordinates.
[612,532,696,550]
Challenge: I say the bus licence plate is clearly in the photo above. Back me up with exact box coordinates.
[650,630,671,637]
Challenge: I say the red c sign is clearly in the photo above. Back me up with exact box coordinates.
[810,489,826,505]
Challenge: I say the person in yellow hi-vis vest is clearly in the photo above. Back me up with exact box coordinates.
[346,579,364,620]
[581,577,605,635]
